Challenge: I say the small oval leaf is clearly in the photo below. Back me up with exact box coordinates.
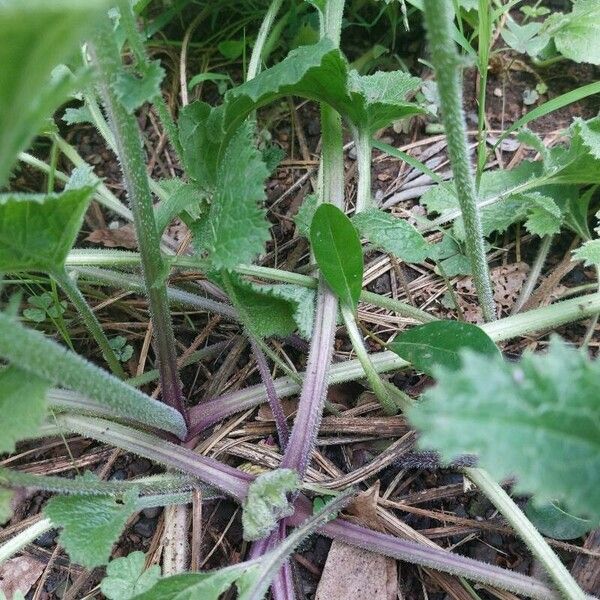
[310,204,363,310]
[389,321,500,376]
[525,499,594,540]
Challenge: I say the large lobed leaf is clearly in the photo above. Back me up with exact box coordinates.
[546,0,600,65]
[101,552,161,600]
[410,338,600,520]
[0,0,109,186]
[0,189,94,274]
[191,122,270,270]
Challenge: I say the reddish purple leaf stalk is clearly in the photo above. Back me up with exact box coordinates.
[53,415,578,600]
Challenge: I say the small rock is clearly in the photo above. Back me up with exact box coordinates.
[128,458,152,476]
[133,516,157,538]
[142,507,162,519]
[109,469,127,481]
[308,120,320,136]
[35,528,58,548]
[493,87,503,97]
[348,146,357,160]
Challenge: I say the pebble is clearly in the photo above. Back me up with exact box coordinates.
[142,507,162,519]
[133,516,157,538]
[35,528,58,548]
[109,469,127,481]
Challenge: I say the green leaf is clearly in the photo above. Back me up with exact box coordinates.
[352,209,430,263]
[294,194,319,238]
[0,0,108,186]
[227,277,316,339]
[155,180,209,234]
[522,193,563,237]
[195,122,270,270]
[310,204,364,311]
[114,61,165,114]
[45,490,138,568]
[524,500,595,540]
[242,469,300,541]
[389,321,500,376]
[500,18,550,57]
[410,338,600,519]
[101,552,161,600]
[0,488,13,524]
[573,239,600,266]
[548,0,600,65]
[0,189,93,274]
[0,366,48,454]
[218,40,245,60]
[573,116,600,160]
[63,105,94,126]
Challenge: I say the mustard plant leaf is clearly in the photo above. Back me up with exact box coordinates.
[0,0,108,186]
[196,122,270,270]
[45,490,139,568]
[410,338,600,520]
[113,61,165,114]
[0,189,94,274]
[310,204,364,311]
[101,552,161,600]
[524,500,595,540]
[0,488,13,525]
[0,366,48,454]
[352,209,430,263]
[548,0,600,65]
[389,321,499,376]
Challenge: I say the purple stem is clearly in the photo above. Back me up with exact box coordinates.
[250,338,289,448]
[279,286,338,477]
[59,415,575,599]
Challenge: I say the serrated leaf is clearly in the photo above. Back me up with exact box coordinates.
[0,488,13,524]
[524,499,595,540]
[45,490,138,568]
[195,122,270,270]
[522,193,563,236]
[310,204,364,311]
[573,116,600,160]
[410,338,600,519]
[389,321,500,376]
[63,105,94,126]
[516,128,549,161]
[179,40,422,188]
[573,239,600,266]
[0,366,48,454]
[0,0,108,186]
[113,61,165,114]
[260,284,316,339]
[155,181,209,234]
[549,0,600,65]
[242,469,299,541]
[0,189,93,274]
[352,209,430,263]
[101,552,161,600]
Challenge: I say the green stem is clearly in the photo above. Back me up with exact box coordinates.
[90,16,186,419]
[0,311,187,438]
[0,518,53,566]
[475,0,491,185]
[247,0,284,80]
[353,127,374,212]
[423,0,496,322]
[341,305,397,414]
[117,0,183,160]
[52,268,125,378]
[464,468,586,600]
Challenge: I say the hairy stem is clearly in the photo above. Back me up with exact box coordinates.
[423,0,496,321]
[353,126,373,212]
[0,311,186,438]
[52,269,125,378]
[247,0,285,80]
[0,518,54,566]
[464,468,587,600]
[90,17,186,418]
[341,305,397,414]
[186,291,600,432]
